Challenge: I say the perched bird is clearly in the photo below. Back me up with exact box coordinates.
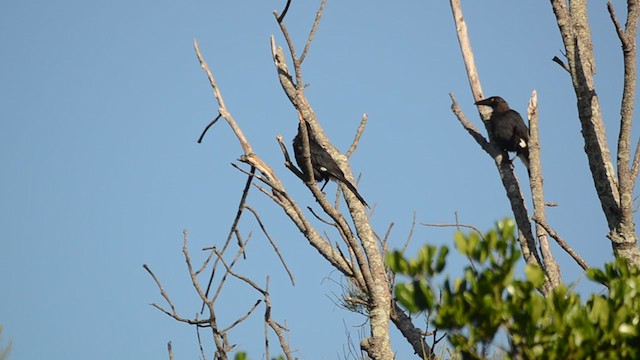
[292,122,369,207]
[475,96,530,170]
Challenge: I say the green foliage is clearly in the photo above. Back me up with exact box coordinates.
[387,218,640,359]
[234,352,284,360]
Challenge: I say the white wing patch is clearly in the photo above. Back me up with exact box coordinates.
[519,138,527,148]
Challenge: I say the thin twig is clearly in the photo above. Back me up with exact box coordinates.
[300,0,327,64]
[454,211,478,274]
[449,94,491,152]
[200,167,255,311]
[245,205,296,286]
[401,212,418,253]
[277,134,305,180]
[346,114,368,158]
[381,222,395,254]
[195,316,208,360]
[532,217,589,271]
[449,0,485,103]
[607,1,627,45]
[273,12,302,87]
[143,264,177,314]
[276,0,292,23]
[212,232,253,304]
[551,56,571,73]
[197,113,222,143]
[167,341,174,360]
[213,249,267,295]
[221,299,262,333]
[422,222,486,241]
[194,38,253,155]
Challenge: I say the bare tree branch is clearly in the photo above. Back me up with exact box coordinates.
[346,114,368,158]
[550,0,640,266]
[609,0,640,261]
[300,0,327,64]
[199,167,254,314]
[144,264,177,315]
[527,90,561,292]
[244,205,296,285]
[270,13,397,360]
[552,55,571,73]
[276,0,291,23]
[449,0,543,272]
[449,0,485,104]
[532,217,590,271]
[449,95,541,269]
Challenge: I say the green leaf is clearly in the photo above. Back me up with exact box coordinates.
[454,231,467,255]
[586,268,607,285]
[435,246,449,273]
[396,283,419,313]
[618,323,638,337]
[525,264,545,288]
[589,296,610,326]
[386,251,409,275]
[414,279,435,311]
[235,352,248,360]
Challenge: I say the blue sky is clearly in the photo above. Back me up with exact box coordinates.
[1,1,637,359]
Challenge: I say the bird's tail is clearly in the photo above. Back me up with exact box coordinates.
[343,180,369,208]
[335,174,369,208]
[518,151,530,174]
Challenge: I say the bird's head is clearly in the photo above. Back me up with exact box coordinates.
[474,96,509,111]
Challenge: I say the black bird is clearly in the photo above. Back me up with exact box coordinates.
[475,96,530,170]
[292,122,369,207]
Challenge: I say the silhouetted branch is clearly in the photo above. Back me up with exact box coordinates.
[551,56,570,73]
[200,166,255,311]
[197,113,222,143]
[276,0,291,23]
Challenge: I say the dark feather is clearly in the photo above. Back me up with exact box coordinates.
[293,122,369,207]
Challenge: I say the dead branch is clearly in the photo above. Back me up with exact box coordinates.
[527,90,561,292]
[532,216,590,271]
[271,10,396,360]
[609,0,640,263]
[422,222,485,241]
[300,0,327,64]
[449,95,541,268]
[449,0,542,271]
[200,166,254,305]
[549,0,640,265]
[212,232,253,304]
[551,55,571,73]
[195,317,209,360]
[346,114,368,158]
[449,0,485,104]
[276,0,291,23]
[244,205,296,285]
[167,341,174,360]
[144,264,177,315]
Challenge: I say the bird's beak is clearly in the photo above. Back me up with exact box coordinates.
[474,98,490,106]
